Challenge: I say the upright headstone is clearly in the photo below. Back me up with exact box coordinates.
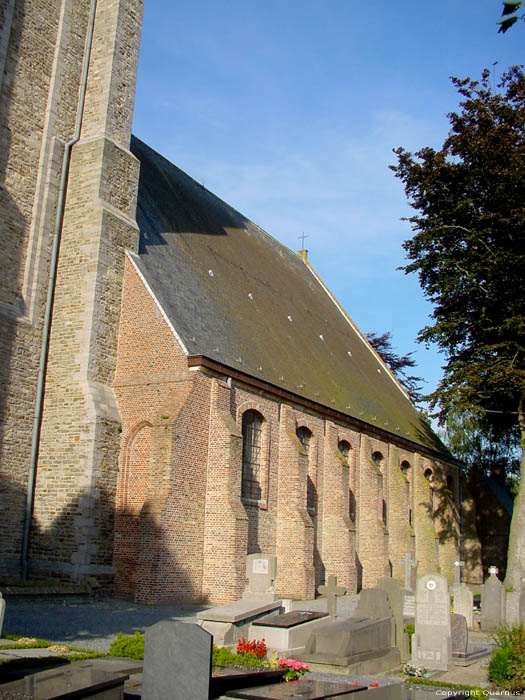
[412,573,452,671]
[142,621,212,700]
[505,577,524,626]
[378,577,409,661]
[318,575,346,618]
[243,553,279,601]
[451,563,472,629]
[450,613,468,656]
[481,567,505,631]
[0,593,5,636]
[399,553,418,592]
[451,583,473,629]
[454,560,465,586]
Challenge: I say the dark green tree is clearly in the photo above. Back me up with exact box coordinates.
[365,330,424,403]
[498,1,524,33]
[390,66,525,588]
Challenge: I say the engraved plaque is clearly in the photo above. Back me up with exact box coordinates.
[403,595,415,617]
[252,559,269,574]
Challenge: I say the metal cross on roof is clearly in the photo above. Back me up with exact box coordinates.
[399,552,418,591]
[298,232,309,249]
[318,574,346,618]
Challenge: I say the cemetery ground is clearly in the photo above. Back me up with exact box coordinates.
[1,596,522,699]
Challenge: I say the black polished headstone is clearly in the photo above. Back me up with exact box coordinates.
[0,665,128,700]
[225,679,367,699]
[252,610,328,628]
[142,620,212,700]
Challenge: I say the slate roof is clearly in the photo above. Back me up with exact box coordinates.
[130,135,447,456]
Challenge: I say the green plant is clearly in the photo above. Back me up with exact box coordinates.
[276,659,310,682]
[488,624,525,692]
[108,632,144,659]
[404,623,415,654]
[212,645,266,668]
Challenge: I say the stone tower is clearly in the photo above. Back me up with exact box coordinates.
[0,0,143,581]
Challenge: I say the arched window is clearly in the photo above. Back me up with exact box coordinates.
[424,468,433,482]
[372,451,384,466]
[241,411,263,500]
[297,426,315,511]
[338,440,351,464]
[400,460,411,475]
[446,475,453,491]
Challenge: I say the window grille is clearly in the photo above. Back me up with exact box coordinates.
[241,411,262,500]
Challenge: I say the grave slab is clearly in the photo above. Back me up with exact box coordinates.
[250,610,329,652]
[0,593,5,636]
[450,613,468,656]
[198,599,283,645]
[378,578,409,662]
[0,665,128,700]
[224,678,368,699]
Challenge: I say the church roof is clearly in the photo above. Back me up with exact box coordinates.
[130,135,448,457]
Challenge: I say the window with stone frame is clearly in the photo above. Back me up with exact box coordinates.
[338,440,355,521]
[297,426,316,511]
[241,410,263,500]
[372,451,387,526]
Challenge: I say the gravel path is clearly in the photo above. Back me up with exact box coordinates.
[3,597,207,652]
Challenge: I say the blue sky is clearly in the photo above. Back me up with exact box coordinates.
[132,1,522,407]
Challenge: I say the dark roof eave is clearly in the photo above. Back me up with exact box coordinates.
[187,354,462,468]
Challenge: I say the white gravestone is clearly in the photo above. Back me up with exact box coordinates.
[481,567,505,631]
[412,574,452,671]
[242,553,279,601]
[451,563,473,629]
[399,552,418,592]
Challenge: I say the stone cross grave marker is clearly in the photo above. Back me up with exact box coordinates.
[242,553,278,601]
[412,573,452,671]
[481,567,505,631]
[454,560,465,586]
[142,621,212,700]
[318,575,346,618]
[399,552,418,592]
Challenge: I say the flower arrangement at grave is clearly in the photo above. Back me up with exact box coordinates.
[277,658,310,682]
[236,637,267,659]
[402,662,430,678]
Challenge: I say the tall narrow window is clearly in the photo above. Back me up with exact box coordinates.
[297,426,315,511]
[241,411,263,500]
[338,440,351,464]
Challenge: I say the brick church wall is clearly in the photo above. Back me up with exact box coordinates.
[0,0,98,575]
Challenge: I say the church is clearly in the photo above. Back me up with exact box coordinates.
[0,0,482,604]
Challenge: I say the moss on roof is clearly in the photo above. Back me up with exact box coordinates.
[130,135,448,455]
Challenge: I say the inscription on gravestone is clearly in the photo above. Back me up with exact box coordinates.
[412,574,452,671]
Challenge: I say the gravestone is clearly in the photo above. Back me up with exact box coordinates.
[403,592,415,619]
[243,553,279,602]
[297,614,399,673]
[0,665,129,700]
[198,554,282,645]
[224,678,369,699]
[318,575,346,618]
[250,610,329,652]
[0,592,5,636]
[142,621,212,700]
[453,560,465,585]
[450,613,468,656]
[481,567,505,631]
[505,578,524,625]
[451,583,473,629]
[197,598,282,646]
[412,573,452,671]
[399,553,418,592]
[378,577,409,661]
